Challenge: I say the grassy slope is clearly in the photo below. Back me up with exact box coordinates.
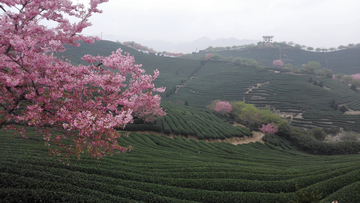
[1,129,359,202]
[193,46,360,74]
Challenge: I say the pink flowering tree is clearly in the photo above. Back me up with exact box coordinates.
[123,41,155,53]
[205,54,214,60]
[0,0,165,161]
[214,101,233,114]
[265,43,274,48]
[273,60,284,67]
[352,73,360,80]
[260,123,278,135]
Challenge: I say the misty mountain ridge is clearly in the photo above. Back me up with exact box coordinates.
[98,34,257,53]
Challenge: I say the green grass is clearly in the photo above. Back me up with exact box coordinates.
[1,128,360,202]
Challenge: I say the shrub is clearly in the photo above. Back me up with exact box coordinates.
[351,84,357,92]
[310,128,327,141]
[282,184,322,203]
[341,132,359,142]
[323,127,340,135]
[339,106,348,113]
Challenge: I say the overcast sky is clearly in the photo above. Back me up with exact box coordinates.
[75,0,359,48]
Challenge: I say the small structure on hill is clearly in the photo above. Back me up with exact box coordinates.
[262,36,274,44]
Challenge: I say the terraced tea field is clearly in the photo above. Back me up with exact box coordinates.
[124,102,252,139]
[170,62,360,132]
[60,40,360,132]
[1,129,359,202]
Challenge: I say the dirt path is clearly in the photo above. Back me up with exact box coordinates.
[245,81,270,94]
[211,131,264,145]
[344,108,360,115]
[128,123,265,145]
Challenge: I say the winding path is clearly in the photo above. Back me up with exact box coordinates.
[132,123,265,145]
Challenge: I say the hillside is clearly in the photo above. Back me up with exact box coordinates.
[169,62,360,132]
[2,40,360,202]
[59,40,200,90]
[123,102,252,140]
[1,129,360,202]
[59,40,360,132]
[193,45,360,74]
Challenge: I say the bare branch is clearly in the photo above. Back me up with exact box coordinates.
[0,5,6,13]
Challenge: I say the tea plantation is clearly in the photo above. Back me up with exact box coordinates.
[8,40,357,202]
[169,62,360,132]
[124,102,252,139]
[60,41,360,132]
[1,128,360,202]
[192,45,360,74]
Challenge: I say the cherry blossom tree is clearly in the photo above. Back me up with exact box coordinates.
[260,123,278,135]
[214,101,232,114]
[352,73,360,80]
[0,0,165,161]
[205,54,213,60]
[273,60,284,67]
[265,43,274,48]
[122,41,156,53]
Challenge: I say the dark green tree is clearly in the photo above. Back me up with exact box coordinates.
[330,99,336,108]
[339,105,349,113]
[351,84,357,92]
[310,128,326,141]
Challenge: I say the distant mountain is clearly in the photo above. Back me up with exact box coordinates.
[99,34,257,53]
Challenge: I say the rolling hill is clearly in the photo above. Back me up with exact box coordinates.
[169,62,360,132]
[1,129,359,202]
[2,39,359,202]
[58,40,200,90]
[58,40,360,132]
[193,44,360,75]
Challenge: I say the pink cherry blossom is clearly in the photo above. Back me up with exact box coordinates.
[273,60,284,67]
[260,123,278,135]
[0,0,165,162]
[214,101,233,114]
[206,54,214,60]
[352,73,360,80]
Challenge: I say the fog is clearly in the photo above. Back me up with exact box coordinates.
[76,0,359,52]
